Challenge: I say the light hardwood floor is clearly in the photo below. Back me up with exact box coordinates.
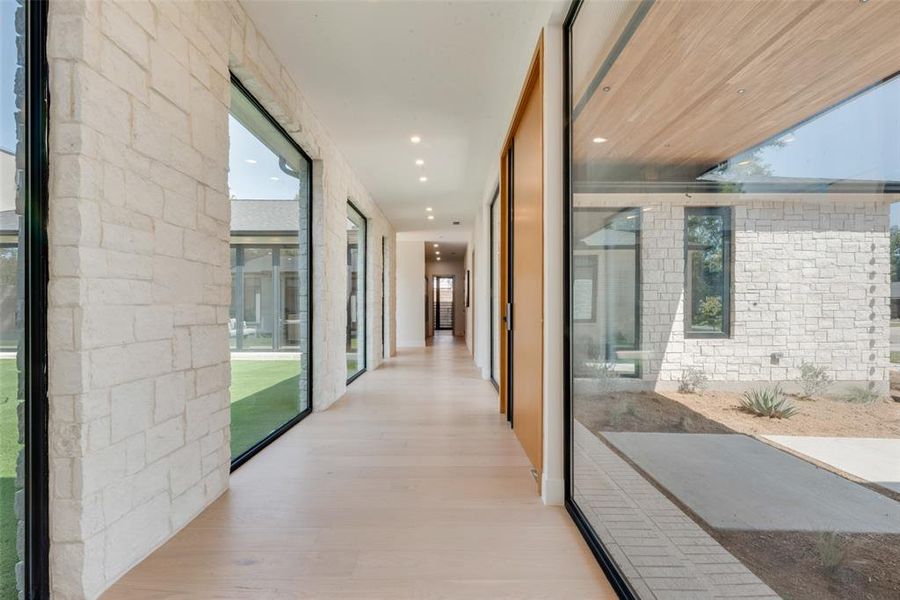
[103,333,615,599]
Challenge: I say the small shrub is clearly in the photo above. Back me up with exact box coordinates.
[740,385,798,419]
[796,362,831,399]
[816,532,845,573]
[841,385,880,404]
[678,367,709,394]
[592,361,618,394]
[695,296,723,328]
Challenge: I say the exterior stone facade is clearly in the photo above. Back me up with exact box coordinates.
[45,1,394,598]
[574,193,892,394]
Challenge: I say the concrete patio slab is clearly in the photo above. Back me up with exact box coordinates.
[601,432,900,533]
[763,436,900,494]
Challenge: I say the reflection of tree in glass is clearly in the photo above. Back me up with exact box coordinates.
[688,215,724,328]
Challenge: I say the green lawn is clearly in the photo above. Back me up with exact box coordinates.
[1,359,20,600]
[230,360,303,459]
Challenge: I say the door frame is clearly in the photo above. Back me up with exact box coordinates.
[433,274,456,331]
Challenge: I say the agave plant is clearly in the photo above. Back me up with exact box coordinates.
[740,385,798,419]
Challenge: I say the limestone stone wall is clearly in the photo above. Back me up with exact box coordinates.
[45,1,394,597]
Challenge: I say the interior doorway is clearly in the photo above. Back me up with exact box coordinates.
[433,276,455,331]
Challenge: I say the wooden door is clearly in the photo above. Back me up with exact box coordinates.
[510,73,543,481]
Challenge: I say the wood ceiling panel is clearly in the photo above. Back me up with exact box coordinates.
[573,0,900,174]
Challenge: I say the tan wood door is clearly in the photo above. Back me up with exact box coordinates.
[510,65,543,482]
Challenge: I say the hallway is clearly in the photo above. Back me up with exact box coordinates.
[103,336,614,599]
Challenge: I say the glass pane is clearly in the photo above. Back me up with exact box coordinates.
[347,205,366,379]
[569,2,900,599]
[685,209,730,335]
[491,198,500,381]
[228,81,311,461]
[1,0,24,595]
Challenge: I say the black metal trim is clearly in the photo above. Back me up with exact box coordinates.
[505,145,514,425]
[346,200,368,384]
[24,1,50,597]
[228,73,315,471]
[564,1,637,598]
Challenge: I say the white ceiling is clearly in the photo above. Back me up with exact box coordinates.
[242,0,564,236]
[425,240,467,262]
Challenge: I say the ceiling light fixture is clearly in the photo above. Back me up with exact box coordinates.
[592,137,608,144]
[437,257,441,261]
[436,251,440,255]
[433,243,439,248]
[781,134,796,143]
[245,159,257,164]
[269,176,280,181]
[426,207,433,212]
[737,160,751,166]
[410,135,421,144]
[415,159,424,166]
[419,176,428,182]
[737,88,746,95]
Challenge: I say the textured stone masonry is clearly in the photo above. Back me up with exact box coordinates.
[46,1,395,598]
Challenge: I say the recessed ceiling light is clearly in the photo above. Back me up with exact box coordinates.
[415,159,424,166]
[427,215,435,220]
[410,135,421,144]
[781,134,796,143]
[737,88,746,95]
[269,176,280,181]
[592,137,608,144]
[737,160,751,166]
[437,257,441,261]
[419,176,428,182]
[436,251,441,255]
[426,207,433,212]
[433,243,439,248]
[245,159,257,164]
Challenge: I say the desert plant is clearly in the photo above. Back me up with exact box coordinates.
[740,385,798,419]
[592,361,618,394]
[796,362,831,399]
[841,385,881,404]
[816,532,845,573]
[678,367,709,394]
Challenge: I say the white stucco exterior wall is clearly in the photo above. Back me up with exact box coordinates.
[46,1,394,597]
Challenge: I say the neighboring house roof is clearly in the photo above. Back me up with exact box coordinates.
[230,199,299,233]
[0,210,18,235]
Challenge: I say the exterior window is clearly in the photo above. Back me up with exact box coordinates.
[2,1,48,596]
[684,207,731,337]
[566,2,900,600]
[346,203,367,382]
[228,77,312,465]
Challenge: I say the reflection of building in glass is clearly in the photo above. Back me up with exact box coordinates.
[0,148,18,351]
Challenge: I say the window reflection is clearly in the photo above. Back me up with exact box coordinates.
[347,205,366,381]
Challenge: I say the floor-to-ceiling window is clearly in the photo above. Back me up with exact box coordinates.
[228,77,312,465]
[490,189,500,387]
[565,1,900,598]
[1,1,47,596]
[347,203,366,382]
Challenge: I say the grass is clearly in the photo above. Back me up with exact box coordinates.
[230,360,304,459]
[1,358,20,600]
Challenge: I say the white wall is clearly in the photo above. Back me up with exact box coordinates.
[396,240,425,347]
[45,1,395,597]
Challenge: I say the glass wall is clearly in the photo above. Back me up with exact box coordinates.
[347,203,366,381]
[1,1,46,596]
[490,192,500,385]
[228,79,311,463]
[566,1,900,599]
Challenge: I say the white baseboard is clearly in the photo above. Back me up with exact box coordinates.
[541,474,565,506]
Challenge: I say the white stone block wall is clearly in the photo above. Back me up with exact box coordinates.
[46,1,395,598]
[575,194,891,393]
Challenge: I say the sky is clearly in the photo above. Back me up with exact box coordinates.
[228,115,304,201]
[1,0,17,154]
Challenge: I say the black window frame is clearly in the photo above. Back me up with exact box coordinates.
[488,185,499,389]
[228,73,314,471]
[683,206,732,339]
[346,200,368,384]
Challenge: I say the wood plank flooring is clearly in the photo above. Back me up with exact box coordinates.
[103,333,615,599]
